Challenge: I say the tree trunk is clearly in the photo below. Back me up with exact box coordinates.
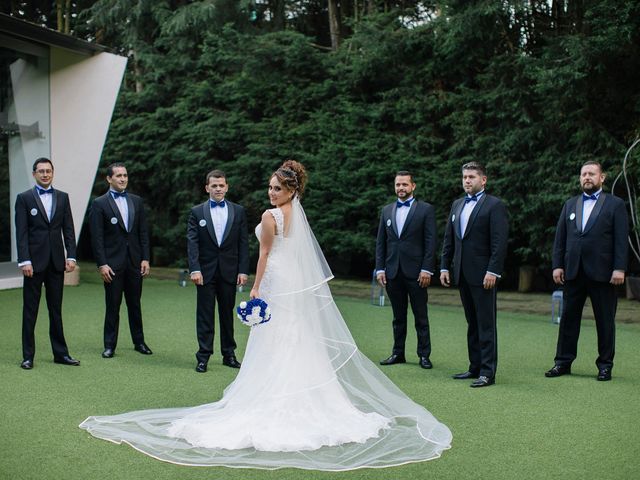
[271,0,286,30]
[328,0,341,50]
[64,0,71,34]
[56,1,63,32]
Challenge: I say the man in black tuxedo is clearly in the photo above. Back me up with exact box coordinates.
[187,170,249,372]
[15,158,80,369]
[545,161,628,381]
[440,162,508,388]
[90,163,152,358]
[375,171,437,369]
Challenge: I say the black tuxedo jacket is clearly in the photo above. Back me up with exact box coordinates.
[552,193,628,282]
[375,200,437,279]
[187,200,249,284]
[90,192,150,269]
[15,187,76,272]
[440,194,509,286]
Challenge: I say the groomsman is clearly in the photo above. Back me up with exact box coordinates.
[440,162,508,388]
[545,161,628,381]
[15,157,80,369]
[187,170,249,372]
[375,171,437,369]
[90,163,153,358]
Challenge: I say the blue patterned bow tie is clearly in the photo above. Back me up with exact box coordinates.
[210,200,226,208]
[36,187,52,195]
[396,200,412,208]
[111,191,127,198]
[464,195,478,203]
[582,193,598,201]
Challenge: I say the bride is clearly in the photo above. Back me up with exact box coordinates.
[79,160,452,470]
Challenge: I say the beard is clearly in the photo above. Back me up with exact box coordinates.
[582,183,598,194]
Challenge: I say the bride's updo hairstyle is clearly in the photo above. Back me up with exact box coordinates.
[273,159,307,198]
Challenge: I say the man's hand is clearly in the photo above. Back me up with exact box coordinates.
[483,273,497,289]
[100,265,115,283]
[376,272,387,287]
[190,272,203,286]
[237,274,248,286]
[65,260,76,273]
[610,270,625,286]
[552,268,565,286]
[418,271,431,288]
[440,271,450,288]
[20,265,33,278]
[140,260,150,276]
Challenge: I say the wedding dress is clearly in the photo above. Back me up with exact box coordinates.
[79,198,452,470]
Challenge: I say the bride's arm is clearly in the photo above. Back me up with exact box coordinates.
[250,211,276,299]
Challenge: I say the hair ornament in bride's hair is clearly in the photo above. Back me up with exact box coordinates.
[275,159,307,198]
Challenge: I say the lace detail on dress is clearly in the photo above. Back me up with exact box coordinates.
[268,208,284,236]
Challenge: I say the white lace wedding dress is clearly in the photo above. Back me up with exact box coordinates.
[79,198,452,470]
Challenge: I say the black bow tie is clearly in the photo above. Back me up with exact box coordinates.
[210,200,226,208]
[396,200,412,208]
[464,195,478,203]
[111,191,127,198]
[37,187,52,195]
[582,193,598,201]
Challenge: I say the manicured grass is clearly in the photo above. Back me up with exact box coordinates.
[1,274,639,480]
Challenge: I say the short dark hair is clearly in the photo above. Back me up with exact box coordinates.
[581,160,603,173]
[33,157,53,172]
[395,170,415,183]
[462,162,486,176]
[206,169,227,184]
[106,163,126,177]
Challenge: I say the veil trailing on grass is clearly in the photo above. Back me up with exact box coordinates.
[79,197,452,471]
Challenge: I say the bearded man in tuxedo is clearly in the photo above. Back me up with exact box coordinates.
[545,161,628,382]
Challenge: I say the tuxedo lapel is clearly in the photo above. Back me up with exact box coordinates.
[575,196,584,234]
[51,190,58,221]
[125,195,135,232]
[30,188,49,223]
[454,199,465,239]
[402,201,418,235]
[583,193,606,234]
[462,194,487,239]
[201,202,218,246]
[107,194,127,231]
[390,204,399,238]
[220,202,235,245]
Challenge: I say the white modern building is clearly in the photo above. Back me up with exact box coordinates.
[0,13,127,289]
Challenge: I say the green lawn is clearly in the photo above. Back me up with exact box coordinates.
[1,275,639,480]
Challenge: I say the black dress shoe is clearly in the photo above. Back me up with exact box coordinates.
[20,359,33,370]
[222,356,241,368]
[452,371,479,380]
[134,343,153,355]
[545,365,571,377]
[470,375,495,388]
[419,357,433,369]
[102,348,115,358]
[380,354,406,366]
[195,362,207,373]
[597,368,612,381]
[54,355,80,366]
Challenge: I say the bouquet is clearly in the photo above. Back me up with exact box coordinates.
[236,298,271,327]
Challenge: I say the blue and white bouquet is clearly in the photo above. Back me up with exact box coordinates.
[236,298,271,327]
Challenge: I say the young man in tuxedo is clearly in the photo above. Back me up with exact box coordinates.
[440,162,509,388]
[90,163,153,358]
[375,171,437,369]
[187,170,249,372]
[545,161,628,381]
[15,157,80,369]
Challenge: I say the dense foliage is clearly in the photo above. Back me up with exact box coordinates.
[6,1,640,287]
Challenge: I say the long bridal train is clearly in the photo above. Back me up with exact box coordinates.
[79,198,452,471]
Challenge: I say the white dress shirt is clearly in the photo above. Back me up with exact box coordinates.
[582,189,601,230]
[210,201,228,245]
[110,190,129,230]
[460,190,484,236]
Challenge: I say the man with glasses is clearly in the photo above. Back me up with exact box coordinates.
[15,157,80,369]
